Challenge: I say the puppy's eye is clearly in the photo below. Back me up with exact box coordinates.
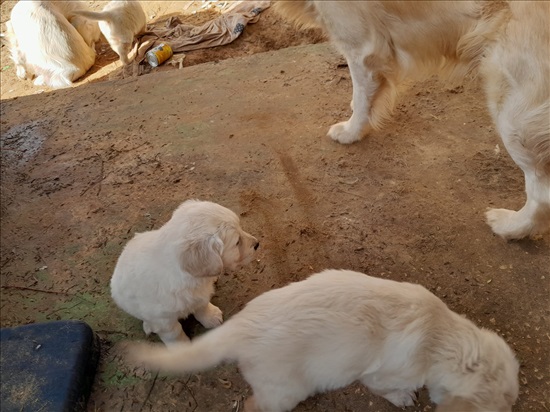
[236,238,240,246]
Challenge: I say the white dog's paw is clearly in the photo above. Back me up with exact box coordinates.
[194,303,223,329]
[155,322,190,345]
[165,332,190,345]
[16,65,27,80]
[486,208,532,240]
[328,121,363,145]
[33,75,46,87]
[383,389,417,407]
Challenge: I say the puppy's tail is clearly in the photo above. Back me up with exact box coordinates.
[72,10,114,23]
[126,323,239,375]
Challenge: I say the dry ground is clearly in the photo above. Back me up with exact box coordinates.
[0,0,324,100]
[1,2,549,412]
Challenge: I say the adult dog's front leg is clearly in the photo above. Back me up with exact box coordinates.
[486,172,550,239]
[329,54,396,145]
[328,54,378,144]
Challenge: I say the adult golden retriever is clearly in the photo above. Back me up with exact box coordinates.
[274,1,550,240]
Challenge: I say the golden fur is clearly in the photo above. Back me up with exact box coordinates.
[274,0,550,240]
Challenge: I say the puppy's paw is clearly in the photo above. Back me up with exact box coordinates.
[33,75,46,86]
[16,65,27,80]
[157,323,189,345]
[383,389,417,407]
[166,332,190,345]
[194,303,223,329]
[328,121,362,144]
[486,208,531,240]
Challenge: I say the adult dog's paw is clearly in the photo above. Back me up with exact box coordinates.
[486,208,531,240]
[328,121,362,144]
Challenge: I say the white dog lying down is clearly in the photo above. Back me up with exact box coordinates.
[128,269,519,412]
[274,1,550,240]
[7,1,100,89]
[111,200,259,345]
[73,0,147,65]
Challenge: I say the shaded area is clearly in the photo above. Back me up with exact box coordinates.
[0,43,548,411]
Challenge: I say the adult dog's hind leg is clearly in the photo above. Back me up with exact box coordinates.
[328,52,396,145]
[487,171,550,239]
[482,4,550,239]
[485,101,550,239]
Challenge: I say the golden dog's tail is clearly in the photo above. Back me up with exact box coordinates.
[126,323,239,375]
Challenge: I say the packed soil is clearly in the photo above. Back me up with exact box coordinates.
[0,0,325,100]
[1,2,548,412]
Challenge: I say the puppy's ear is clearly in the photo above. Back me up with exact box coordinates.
[180,235,224,277]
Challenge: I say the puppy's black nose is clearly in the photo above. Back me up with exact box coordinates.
[254,241,260,250]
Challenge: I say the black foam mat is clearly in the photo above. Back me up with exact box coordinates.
[1,320,100,412]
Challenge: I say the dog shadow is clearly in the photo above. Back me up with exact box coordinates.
[179,315,207,339]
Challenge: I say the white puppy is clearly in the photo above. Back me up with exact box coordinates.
[274,1,550,240]
[111,200,259,345]
[7,1,99,88]
[73,0,147,65]
[128,269,519,412]
[69,13,101,49]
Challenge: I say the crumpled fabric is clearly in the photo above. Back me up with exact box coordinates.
[135,1,271,64]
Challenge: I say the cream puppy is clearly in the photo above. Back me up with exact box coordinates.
[129,269,519,412]
[69,13,101,49]
[7,1,99,89]
[74,0,147,64]
[274,1,550,240]
[111,200,259,345]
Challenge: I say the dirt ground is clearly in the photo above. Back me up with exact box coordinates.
[1,2,549,412]
[0,1,324,100]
